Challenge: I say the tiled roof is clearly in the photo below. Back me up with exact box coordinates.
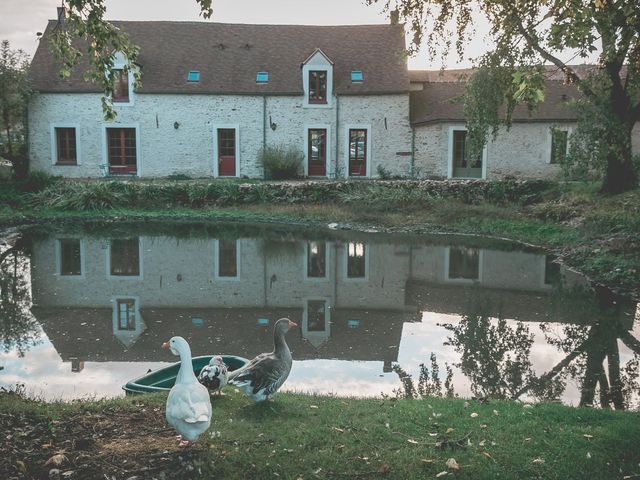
[30,20,409,95]
[409,76,581,125]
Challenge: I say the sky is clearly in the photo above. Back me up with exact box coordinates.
[0,0,493,69]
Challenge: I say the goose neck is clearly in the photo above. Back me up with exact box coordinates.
[175,345,196,384]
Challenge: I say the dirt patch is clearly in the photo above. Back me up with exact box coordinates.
[1,394,208,479]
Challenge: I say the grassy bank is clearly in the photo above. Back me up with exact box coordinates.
[1,177,639,299]
[2,390,640,479]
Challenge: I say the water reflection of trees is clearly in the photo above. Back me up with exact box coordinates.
[0,239,40,357]
[442,289,640,409]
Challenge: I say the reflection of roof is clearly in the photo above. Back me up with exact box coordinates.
[31,20,409,95]
[410,81,580,125]
[34,307,411,363]
[405,280,636,328]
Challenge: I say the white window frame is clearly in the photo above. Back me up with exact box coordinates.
[55,238,85,279]
[50,123,81,166]
[105,237,144,280]
[303,124,332,177]
[110,52,136,107]
[213,239,241,281]
[444,246,484,283]
[303,241,331,281]
[302,49,333,109]
[212,124,240,178]
[111,296,140,331]
[102,123,142,177]
[302,297,332,347]
[447,126,487,180]
[546,126,573,165]
[343,241,369,281]
[343,124,372,179]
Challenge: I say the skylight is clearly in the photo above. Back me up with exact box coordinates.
[187,70,200,82]
[256,71,269,84]
[351,71,364,82]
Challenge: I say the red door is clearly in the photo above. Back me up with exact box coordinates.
[217,128,236,176]
[308,128,327,177]
[348,129,367,176]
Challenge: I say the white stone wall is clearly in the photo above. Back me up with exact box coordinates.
[28,92,412,179]
[413,122,573,180]
[414,122,640,180]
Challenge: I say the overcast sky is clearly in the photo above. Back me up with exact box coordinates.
[0,0,494,69]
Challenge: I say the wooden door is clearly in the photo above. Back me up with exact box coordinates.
[308,128,327,177]
[348,129,367,176]
[217,128,236,176]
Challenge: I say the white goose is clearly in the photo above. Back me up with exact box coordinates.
[162,336,212,446]
[227,318,297,402]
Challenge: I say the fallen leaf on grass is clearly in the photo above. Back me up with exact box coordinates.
[378,463,391,474]
[336,444,345,449]
[479,440,486,447]
[583,434,593,439]
[470,412,479,418]
[16,460,26,473]
[333,427,344,433]
[436,471,448,478]
[446,458,460,471]
[482,452,493,460]
[532,458,545,465]
[421,459,434,464]
[428,433,438,437]
[524,438,532,442]
[586,452,591,459]
[446,427,454,433]
[45,453,68,467]
[480,424,488,429]
[310,405,319,409]
[407,439,419,444]
[493,410,499,416]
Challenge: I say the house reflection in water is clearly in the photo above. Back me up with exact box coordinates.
[22,230,637,405]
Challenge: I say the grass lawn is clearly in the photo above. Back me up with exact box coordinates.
[2,390,640,479]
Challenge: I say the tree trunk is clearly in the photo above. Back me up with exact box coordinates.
[601,150,637,194]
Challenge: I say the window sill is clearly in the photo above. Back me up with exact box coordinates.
[55,162,78,166]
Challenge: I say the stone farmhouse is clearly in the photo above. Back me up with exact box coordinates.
[27,15,640,180]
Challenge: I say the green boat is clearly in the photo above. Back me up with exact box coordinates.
[122,355,249,395]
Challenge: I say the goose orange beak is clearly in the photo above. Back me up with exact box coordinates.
[288,320,298,328]
[162,342,170,349]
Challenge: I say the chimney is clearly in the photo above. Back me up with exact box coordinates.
[57,6,65,26]
[390,9,399,25]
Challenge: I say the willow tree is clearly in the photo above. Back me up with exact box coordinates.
[370,0,640,193]
[47,0,213,120]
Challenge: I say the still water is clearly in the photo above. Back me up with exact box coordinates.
[1,222,638,409]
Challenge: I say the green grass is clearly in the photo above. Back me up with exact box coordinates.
[1,391,639,479]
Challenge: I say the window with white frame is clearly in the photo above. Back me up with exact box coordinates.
[550,128,569,164]
[302,49,333,108]
[54,127,78,165]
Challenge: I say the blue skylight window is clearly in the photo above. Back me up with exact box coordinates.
[187,70,200,82]
[256,71,269,83]
[351,70,364,82]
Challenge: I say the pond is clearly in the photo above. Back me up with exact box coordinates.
[0,222,638,409]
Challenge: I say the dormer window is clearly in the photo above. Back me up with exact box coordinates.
[113,69,129,103]
[256,71,269,83]
[302,48,333,108]
[187,70,200,82]
[309,71,327,104]
[351,71,363,82]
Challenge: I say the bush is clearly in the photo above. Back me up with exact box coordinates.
[17,171,59,193]
[259,145,303,180]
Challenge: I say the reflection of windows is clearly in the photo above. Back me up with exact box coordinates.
[544,255,561,285]
[347,242,366,278]
[117,299,136,331]
[59,239,82,276]
[307,241,327,278]
[110,238,140,276]
[448,246,480,280]
[307,300,327,332]
[218,239,238,278]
